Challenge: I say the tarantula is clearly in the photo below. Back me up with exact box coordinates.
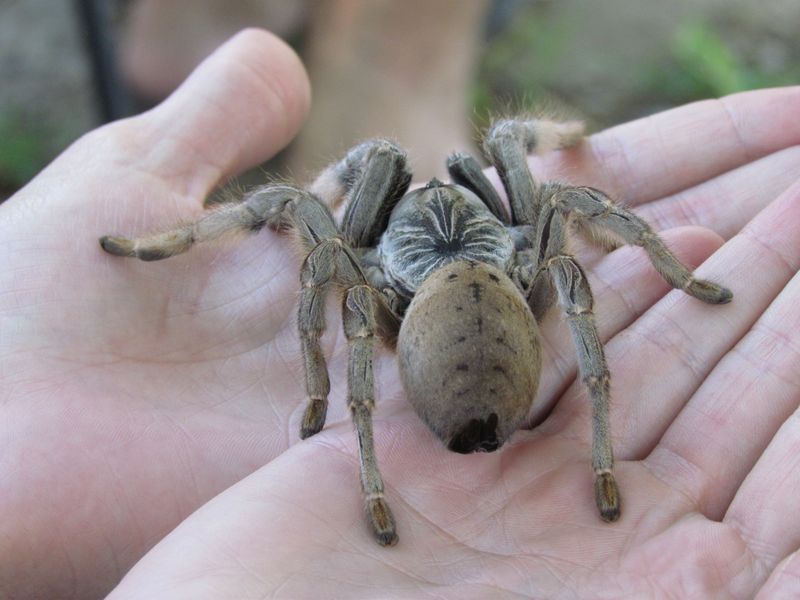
[100,116,732,546]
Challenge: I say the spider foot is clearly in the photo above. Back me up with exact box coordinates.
[299,398,328,439]
[366,495,398,547]
[595,471,621,522]
[685,278,733,305]
[99,234,189,261]
[99,235,135,257]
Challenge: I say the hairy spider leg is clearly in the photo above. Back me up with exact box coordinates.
[445,151,510,224]
[343,284,398,546]
[483,117,584,225]
[547,185,733,304]
[300,239,399,545]
[481,118,621,521]
[100,185,400,544]
[486,118,733,523]
[309,138,412,248]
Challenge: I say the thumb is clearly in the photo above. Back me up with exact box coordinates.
[26,28,311,204]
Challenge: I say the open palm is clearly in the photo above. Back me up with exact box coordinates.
[2,31,800,600]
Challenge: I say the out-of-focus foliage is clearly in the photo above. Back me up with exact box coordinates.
[665,21,800,99]
[475,3,800,132]
[1,1,799,198]
[672,22,748,96]
[0,114,46,194]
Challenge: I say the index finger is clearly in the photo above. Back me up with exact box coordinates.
[528,86,800,206]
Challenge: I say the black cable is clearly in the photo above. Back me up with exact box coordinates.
[74,0,133,122]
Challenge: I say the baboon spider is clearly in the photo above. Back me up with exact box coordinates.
[100,116,732,547]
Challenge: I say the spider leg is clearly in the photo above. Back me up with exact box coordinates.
[298,239,399,544]
[100,183,400,425]
[516,208,620,521]
[550,185,732,304]
[99,184,339,260]
[100,172,402,543]
[358,247,409,324]
[309,139,412,248]
[343,285,398,546]
[445,151,510,224]
[511,259,556,322]
[298,238,400,427]
[307,138,412,324]
[296,239,342,438]
[482,117,584,225]
[101,185,343,435]
[548,251,619,522]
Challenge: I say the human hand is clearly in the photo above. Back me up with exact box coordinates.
[103,86,800,599]
[0,29,311,599]
[3,30,800,598]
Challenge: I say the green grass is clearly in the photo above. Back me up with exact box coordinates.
[0,113,48,190]
[667,20,800,98]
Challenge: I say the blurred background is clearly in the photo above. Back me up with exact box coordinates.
[1,0,798,201]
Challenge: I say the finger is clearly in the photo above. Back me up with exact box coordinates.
[644,266,800,520]
[1,30,311,356]
[104,438,415,599]
[755,550,800,599]
[523,87,800,207]
[79,28,309,198]
[637,146,800,240]
[530,226,725,426]
[552,178,800,458]
[723,407,800,589]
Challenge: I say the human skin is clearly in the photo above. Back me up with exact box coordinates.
[3,29,800,599]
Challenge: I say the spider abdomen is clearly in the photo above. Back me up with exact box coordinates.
[397,260,542,453]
